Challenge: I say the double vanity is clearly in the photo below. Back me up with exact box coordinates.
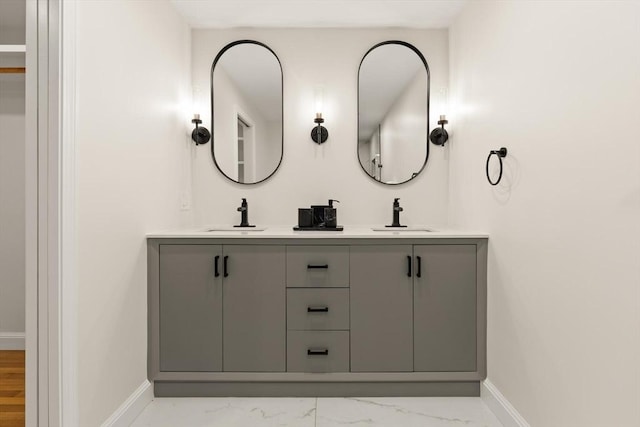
[149,31,481,397]
[147,227,488,397]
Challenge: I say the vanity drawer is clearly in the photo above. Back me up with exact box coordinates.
[286,246,349,287]
[287,331,349,372]
[287,288,349,331]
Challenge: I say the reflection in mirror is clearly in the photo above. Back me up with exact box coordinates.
[212,41,283,184]
[358,41,430,185]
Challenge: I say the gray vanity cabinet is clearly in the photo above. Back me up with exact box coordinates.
[351,244,479,373]
[149,236,487,397]
[350,245,414,372]
[413,245,477,372]
[157,244,285,373]
[222,245,286,372]
[159,244,223,372]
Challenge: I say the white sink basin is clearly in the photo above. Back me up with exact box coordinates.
[371,227,435,232]
[205,226,266,232]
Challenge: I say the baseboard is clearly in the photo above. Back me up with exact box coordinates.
[101,380,153,427]
[0,332,25,350]
[481,380,530,427]
[155,381,480,397]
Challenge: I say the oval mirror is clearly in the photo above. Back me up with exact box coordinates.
[358,41,430,184]
[211,40,283,184]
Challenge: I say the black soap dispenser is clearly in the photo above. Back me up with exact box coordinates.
[295,199,343,231]
[325,199,339,228]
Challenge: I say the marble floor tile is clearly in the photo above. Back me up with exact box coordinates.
[130,396,504,427]
[129,397,317,427]
[315,397,503,427]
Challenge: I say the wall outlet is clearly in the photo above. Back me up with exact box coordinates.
[180,193,191,211]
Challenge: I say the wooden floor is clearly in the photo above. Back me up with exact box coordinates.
[0,351,25,427]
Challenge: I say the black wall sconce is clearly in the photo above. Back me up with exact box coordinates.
[311,88,328,144]
[311,113,328,144]
[191,114,211,145]
[429,115,449,146]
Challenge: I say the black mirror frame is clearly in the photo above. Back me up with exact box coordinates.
[357,40,431,185]
[210,40,284,185]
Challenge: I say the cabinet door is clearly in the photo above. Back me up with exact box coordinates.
[350,245,413,372]
[223,245,286,372]
[159,244,222,372]
[414,245,476,372]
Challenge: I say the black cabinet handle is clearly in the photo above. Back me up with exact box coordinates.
[307,264,329,269]
[417,256,422,278]
[214,256,220,278]
[223,256,229,277]
[407,256,412,277]
[307,348,329,356]
[307,306,329,313]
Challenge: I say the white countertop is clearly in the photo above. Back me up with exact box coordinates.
[146,226,488,239]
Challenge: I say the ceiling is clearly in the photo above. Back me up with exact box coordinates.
[169,0,468,29]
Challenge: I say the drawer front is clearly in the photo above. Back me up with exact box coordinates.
[287,288,349,331]
[286,246,349,287]
[287,331,350,372]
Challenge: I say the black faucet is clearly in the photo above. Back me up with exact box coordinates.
[234,198,255,228]
[387,198,407,228]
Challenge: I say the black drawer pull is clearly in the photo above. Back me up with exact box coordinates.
[307,348,329,356]
[307,264,329,269]
[214,256,220,277]
[416,256,422,278]
[223,256,229,277]
[307,306,329,313]
[407,255,412,277]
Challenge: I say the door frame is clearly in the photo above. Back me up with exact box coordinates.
[26,0,77,425]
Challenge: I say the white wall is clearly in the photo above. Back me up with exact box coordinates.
[449,1,640,426]
[0,73,25,340]
[379,71,427,183]
[74,1,191,425]
[213,66,276,182]
[259,121,282,180]
[358,138,371,173]
[192,28,449,227]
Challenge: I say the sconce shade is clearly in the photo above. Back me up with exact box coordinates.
[191,116,211,145]
[429,127,448,146]
[429,115,449,146]
[311,125,328,144]
[311,114,328,144]
[192,126,211,145]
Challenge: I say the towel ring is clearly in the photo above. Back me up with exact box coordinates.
[486,147,508,186]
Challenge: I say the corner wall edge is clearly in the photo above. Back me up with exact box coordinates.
[481,379,530,427]
[100,380,153,427]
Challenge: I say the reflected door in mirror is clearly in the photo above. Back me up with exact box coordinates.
[358,41,430,185]
[212,41,283,184]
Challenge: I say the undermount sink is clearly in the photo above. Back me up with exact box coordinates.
[205,226,267,232]
[371,227,435,232]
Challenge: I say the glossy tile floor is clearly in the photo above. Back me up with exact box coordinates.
[130,397,504,427]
